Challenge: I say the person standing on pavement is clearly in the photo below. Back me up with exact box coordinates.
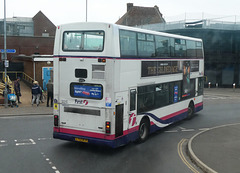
[46,79,53,107]
[14,77,21,104]
[32,81,41,106]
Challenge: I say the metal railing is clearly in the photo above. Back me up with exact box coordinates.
[22,72,34,84]
[0,71,34,96]
[0,73,14,95]
[137,19,240,31]
[0,71,33,82]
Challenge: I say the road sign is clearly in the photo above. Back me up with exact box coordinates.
[0,49,16,53]
[4,60,9,68]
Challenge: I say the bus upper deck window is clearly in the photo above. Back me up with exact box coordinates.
[63,31,104,52]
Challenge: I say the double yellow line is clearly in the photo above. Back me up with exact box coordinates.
[178,139,199,173]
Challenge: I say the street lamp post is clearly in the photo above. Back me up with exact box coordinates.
[86,0,88,22]
[3,0,8,108]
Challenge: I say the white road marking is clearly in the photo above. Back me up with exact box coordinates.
[1,137,52,148]
[0,140,8,147]
[30,139,36,144]
[203,95,238,100]
[38,138,52,141]
[165,130,178,133]
[41,152,60,173]
[164,127,212,133]
[179,126,186,130]
[199,128,210,131]
[15,139,36,146]
[182,129,195,132]
[0,144,8,147]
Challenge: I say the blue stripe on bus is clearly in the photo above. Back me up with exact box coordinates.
[53,130,139,148]
[143,103,203,125]
[53,104,203,148]
[53,55,203,60]
[147,103,203,134]
[143,111,188,125]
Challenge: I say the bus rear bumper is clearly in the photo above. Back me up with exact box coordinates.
[195,102,203,112]
[53,131,131,148]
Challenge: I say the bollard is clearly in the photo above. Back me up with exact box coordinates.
[216,83,218,88]
[208,82,211,88]
[233,83,236,92]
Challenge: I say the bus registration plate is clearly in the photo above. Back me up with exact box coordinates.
[75,137,88,143]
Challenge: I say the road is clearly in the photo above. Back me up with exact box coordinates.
[0,94,240,173]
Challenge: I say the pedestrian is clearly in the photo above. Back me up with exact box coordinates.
[32,81,41,106]
[46,79,53,107]
[14,77,21,104]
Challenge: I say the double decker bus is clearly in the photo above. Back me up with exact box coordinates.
[53,22,204,148]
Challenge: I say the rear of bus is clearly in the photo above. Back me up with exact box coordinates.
[53,23,121,148]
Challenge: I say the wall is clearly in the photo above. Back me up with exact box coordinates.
[35,61,53,89]
[0,36,54,59]
[165,29,240,87]
[33,11,56,37]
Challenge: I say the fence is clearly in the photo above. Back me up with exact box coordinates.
[0,71,34,96]
[137,19,240,31]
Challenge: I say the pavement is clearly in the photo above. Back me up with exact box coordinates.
[187,88,240,173]
[0,81,53,116]
[0,83,240,172]
[188,123,240,173]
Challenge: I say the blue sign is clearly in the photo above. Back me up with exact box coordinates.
[174,86,178,103]
[42,67,53,91]
[73,85,102,99]
[0,49,16,53]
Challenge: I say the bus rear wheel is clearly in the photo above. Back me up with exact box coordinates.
[187,102,194,119]
[137,118,150,143]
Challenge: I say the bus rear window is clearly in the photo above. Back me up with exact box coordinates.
[70,83,103,100]
[63,31,104,52]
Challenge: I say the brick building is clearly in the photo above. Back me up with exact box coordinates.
[116,3,165,26]
[0,11,55,88]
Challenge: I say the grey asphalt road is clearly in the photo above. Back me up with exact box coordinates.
[0,94,240,173]
[0,115,195,173]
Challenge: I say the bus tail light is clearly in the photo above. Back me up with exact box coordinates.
[54,115,59,126]
[105,121,111,134]
[98,58,106,63]
[59,58,66,61]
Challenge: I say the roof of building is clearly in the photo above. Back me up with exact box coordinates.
[32,11,55,27]
[116,3,165,26]
[1,17,33,23]
[0,11,56,37]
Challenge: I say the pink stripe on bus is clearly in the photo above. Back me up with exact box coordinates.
[59,126,139,140]
[160,108,188,121]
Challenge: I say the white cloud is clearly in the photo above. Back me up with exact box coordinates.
[1,0,240,25]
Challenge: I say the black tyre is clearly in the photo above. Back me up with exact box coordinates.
[187,102,194,119]
[137,118,150,143]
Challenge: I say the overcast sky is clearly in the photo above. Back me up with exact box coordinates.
[1,0,240,25]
